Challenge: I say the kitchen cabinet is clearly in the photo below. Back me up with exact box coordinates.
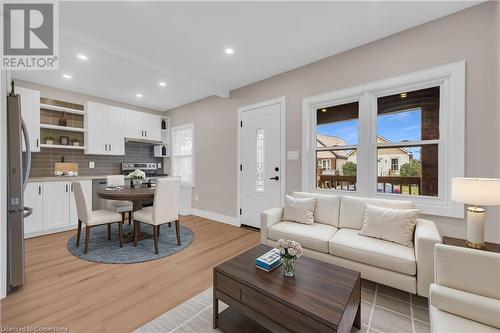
[15,86,41,152]
[85,102,125,155]
[125,109,162,142]
[24,182,43,234]
[25,180,92,237]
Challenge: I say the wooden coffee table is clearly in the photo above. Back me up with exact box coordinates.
[213,244,361,333]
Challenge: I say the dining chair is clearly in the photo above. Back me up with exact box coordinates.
[104,175,133,225]
[133,178,181,254]
[73,181,124,253]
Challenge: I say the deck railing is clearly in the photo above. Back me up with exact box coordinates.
[317,175,422,195]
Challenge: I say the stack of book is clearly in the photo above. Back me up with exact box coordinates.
[256,248,282,272]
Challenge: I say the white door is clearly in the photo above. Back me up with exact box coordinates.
[43,182,70,230]
[24,182,43,235]
[240,101,284,228]
[107,106,125,155]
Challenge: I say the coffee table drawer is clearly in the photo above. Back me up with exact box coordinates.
[215,272,242,301]
[241,285,334,333]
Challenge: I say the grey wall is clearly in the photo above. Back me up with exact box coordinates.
[165,2,500,241]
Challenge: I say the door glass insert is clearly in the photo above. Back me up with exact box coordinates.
[256,128,265,192]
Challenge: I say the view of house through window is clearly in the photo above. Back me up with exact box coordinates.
[316,101,358,190]
[171,124,194,185]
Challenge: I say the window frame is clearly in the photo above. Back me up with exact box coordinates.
[170,123,195,187]
[301,61,465,218]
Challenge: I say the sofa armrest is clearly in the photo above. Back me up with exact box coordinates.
[415,218,441,297]
[260,207,283,244]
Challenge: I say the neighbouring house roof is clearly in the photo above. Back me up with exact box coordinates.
[346,135,411,157]
[316,135,349,159]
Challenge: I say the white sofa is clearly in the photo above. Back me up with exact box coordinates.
[261,192,441,297]
[429,244,500,332]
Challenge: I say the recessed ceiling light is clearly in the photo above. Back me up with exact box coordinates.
[136,93,143,98]
[158,81,167,87]
[62,74,72,79]
[77,54,88,61]
[321,108,327,113]
[400,93,407,98]
[225,48,234,55]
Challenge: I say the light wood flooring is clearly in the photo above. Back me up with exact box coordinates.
[0,215,260,333]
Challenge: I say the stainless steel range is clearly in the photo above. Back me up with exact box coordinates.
[121,162,158,176]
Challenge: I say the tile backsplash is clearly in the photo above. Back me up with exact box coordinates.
[29,142,163,177]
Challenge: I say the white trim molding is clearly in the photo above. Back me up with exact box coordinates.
[237,96,287,228]
[302,61,465,218]
[191,209,239,227]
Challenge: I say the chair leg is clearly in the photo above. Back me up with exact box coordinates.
[129,211,132,225]
[175,220,181,246]
[158,224,160,235]
[121,212,125,225]
[134,221,139,247]
[153,225,159,255]
[107,223,112,240]
[168,222,171,227]
[84,226,90,254]
[118,221,123,248]
[76,220,82,246]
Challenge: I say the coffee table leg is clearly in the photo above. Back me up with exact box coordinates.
[354,288,361,329]
[213,291,219,329]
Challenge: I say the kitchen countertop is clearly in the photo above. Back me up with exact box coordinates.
[28,174,170,182]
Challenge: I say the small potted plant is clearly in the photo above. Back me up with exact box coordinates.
[128,169,146,189]
[45,134,54,145]
[277,239,303,277]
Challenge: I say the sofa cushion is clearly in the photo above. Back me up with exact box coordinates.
[359,204,419,247]
[292,192,340,227]
[268,222,338,253]
[329,228,416,275]
[339,195,415,230]
[282,195,316,224]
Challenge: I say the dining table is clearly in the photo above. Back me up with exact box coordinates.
[96,185,156,243]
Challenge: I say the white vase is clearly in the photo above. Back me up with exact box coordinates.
[132,179,142,189]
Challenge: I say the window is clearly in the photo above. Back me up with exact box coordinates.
[171,124,194,186]
[255,128,265,192]
[302,62,465,217]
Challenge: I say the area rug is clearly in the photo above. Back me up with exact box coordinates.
[67,223,194,264]
[134,280,430,333]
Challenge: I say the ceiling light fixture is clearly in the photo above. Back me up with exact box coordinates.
[136,93,143,98]
[77,54,88,61]
[159,81,167,87]
[321,108,327,113]
[400,93,407,98]
[62,74,72,79]
[225,48,234,55]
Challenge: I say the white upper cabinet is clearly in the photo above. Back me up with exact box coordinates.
[85,102,125,155]
[15,86,40,152]
[125,110,162,142]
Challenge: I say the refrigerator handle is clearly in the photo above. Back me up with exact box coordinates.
[21,119,31,191]
[22,207,33,218]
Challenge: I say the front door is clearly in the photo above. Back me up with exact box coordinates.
[240,99,284,228]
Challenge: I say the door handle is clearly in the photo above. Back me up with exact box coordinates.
[269,176,279,181]
[109,144,112,151]
[145,130,147,137]
[104,144,107,151]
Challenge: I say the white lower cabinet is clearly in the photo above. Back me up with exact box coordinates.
[24,180,92,238]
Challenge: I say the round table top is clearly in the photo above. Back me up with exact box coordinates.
[96,186,155,201]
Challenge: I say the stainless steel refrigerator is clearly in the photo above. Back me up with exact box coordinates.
[6,81,32,291]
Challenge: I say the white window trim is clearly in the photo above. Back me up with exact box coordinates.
[302,61,465,218]
[170,123,195,187]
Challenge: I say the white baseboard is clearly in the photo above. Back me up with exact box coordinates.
[191,209,240,227]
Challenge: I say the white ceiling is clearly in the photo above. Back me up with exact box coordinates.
[13,1,480,111]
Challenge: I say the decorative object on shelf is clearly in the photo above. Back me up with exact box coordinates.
[45,134,54,145]
[129,169,146,189]
[255,248,282,272]
[72,138,80,147]
[451,177,500,249]
[277,239,303,277]
[161,119,166,130]
[58,112,68,126]
[60,136,69,145]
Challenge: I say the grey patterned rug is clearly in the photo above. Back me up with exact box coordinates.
[67,223,194,264]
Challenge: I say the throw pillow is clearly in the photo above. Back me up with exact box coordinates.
[282,195,316,225]
[359,204,419,247]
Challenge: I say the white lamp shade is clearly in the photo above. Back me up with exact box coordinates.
[451,178,500,206]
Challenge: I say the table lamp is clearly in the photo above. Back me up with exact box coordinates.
[451,178,500,249]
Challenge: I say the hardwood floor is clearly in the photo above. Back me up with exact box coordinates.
[0,215,260,333]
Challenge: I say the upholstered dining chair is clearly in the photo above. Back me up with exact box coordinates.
[73,181,124,254]
[133,178,181,254]
[104,175,133,224]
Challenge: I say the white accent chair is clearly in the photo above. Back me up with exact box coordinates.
[429,244,500,332]
[133,178,181,254]
[104,175,133,224]
[73,181,124,254]
[261,192,442,297]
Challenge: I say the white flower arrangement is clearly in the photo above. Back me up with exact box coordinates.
[128,169,146,180]
[277,239,303,259]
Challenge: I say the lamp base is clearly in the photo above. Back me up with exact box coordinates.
[466,207,485,250]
